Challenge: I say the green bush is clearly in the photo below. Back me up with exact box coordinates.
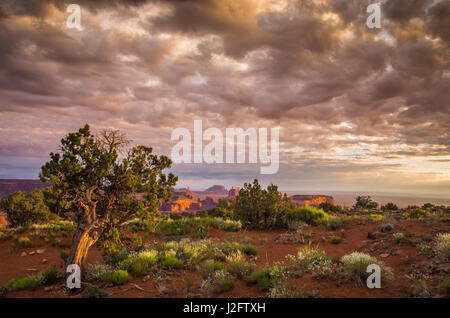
[198,260,224,279]
[225,251,255,279]
[86,263,115,282]
[409,208,430,219]
[287,206,329,226]
[341,252,394,283]
[17,236,31,248]
[160,255,184,269]
[241,244,258,256]
[331,236,342,244]
[160,218,194,236]
[248,266,285,291]
[442,277,450,296]
[5,277,35,291]
[201,270,235,294]
[326,216,343,230]
[435,233,450,260]
[111,270,130,285]
[82,285,109,298]
[192,225,209,239]
[34,266,63,285]
[3,189,57,227]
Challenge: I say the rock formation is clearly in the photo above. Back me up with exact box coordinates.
[289,195,334,207]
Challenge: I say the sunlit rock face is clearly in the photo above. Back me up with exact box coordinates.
[289,195,335,207]
[0,211,8,226]
[228,187,240,198]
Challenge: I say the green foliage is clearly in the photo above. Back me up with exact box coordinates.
[287,245,332,273]
[287,206,329,226]
[39,124,177,262]
[111,270,130,285]
[341,252,394,283]
[241,244,258,256]
[159,218,194,236]
[409,208,430,219]
[381,202,398,211]
[248,266,285,291]
[17,236,31,248]
[159,255,184,269]
[34,266,63,285]
[434,233,450,260]
[442,277,450,296]
[201,270,234,295]
[82,285,109,298]
[192,225,209,239]
[3,189,58,227]
[198,260,224,279]
[4,267,62,292]
[326,216,343,230]
[393,232,406,243]
[331,236,342,244]
[318,202,343,213]
[225,251,255,279]
[86,263,115,282]
[354,196,378,210]
[233,179,289,230]
[5,277,36,291]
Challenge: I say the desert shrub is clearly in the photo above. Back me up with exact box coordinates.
[287,245,332,273]
[380,223,395,233]
[201,270,234,295]
[158,239,220,267]
[111,248,131,267]
[341,252,394,283]
[198,260,224,279]
[4,277,36,291]
[434,233,450,260]
[111,270,130,285]
[403,274,430,298]
[210,218,241,232]
[192,225,209,239]
[354,196,378,210]
[393,232,406,243]
[225,251,255,279]
[248,266,285,291]
[409,208,430,219]
[269,277,312,298]
[82,285,109,298]
[17,236,31,248]
[326,216,343,230]
[318,202,343,213]
[417,244,433,257]
[233,180,288,230]
[159,255,184,269]
[34,266,63,285]
[159,218,194,236]
[118,249,158,276]
[86,263,115,282]
[381,202,398,212]
[241,244,258,256]
[287,206,329,226]
[3,189,58,227]
[331,237,342,244]
[442,277,450,296]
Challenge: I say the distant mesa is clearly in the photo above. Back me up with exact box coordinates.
[160,185,239,213]
[289,194,334,207]
[0,180,49,198]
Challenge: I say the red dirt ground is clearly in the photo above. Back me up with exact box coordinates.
[1,219,449,298]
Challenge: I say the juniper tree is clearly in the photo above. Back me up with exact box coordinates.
[40,124,177,269]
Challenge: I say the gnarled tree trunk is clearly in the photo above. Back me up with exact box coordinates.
[66,188,105,276]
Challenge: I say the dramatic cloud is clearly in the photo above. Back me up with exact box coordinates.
[0,0,448,196]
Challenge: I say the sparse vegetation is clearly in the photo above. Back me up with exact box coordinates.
[201,270,235,295]
[248,266,285,291]
[111,270,130,285]
[434,233,450,260]
[341,252,393,283]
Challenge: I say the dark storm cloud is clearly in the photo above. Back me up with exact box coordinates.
[0,0,448,195]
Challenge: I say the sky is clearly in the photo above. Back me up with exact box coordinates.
[0,0,449,197]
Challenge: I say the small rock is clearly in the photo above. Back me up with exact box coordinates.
[28,251,36,255]
[26,268,37,272]
[380,253,389,258]
[36,249,46,254]
[20,252,27,257]
[42,258,48,264]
